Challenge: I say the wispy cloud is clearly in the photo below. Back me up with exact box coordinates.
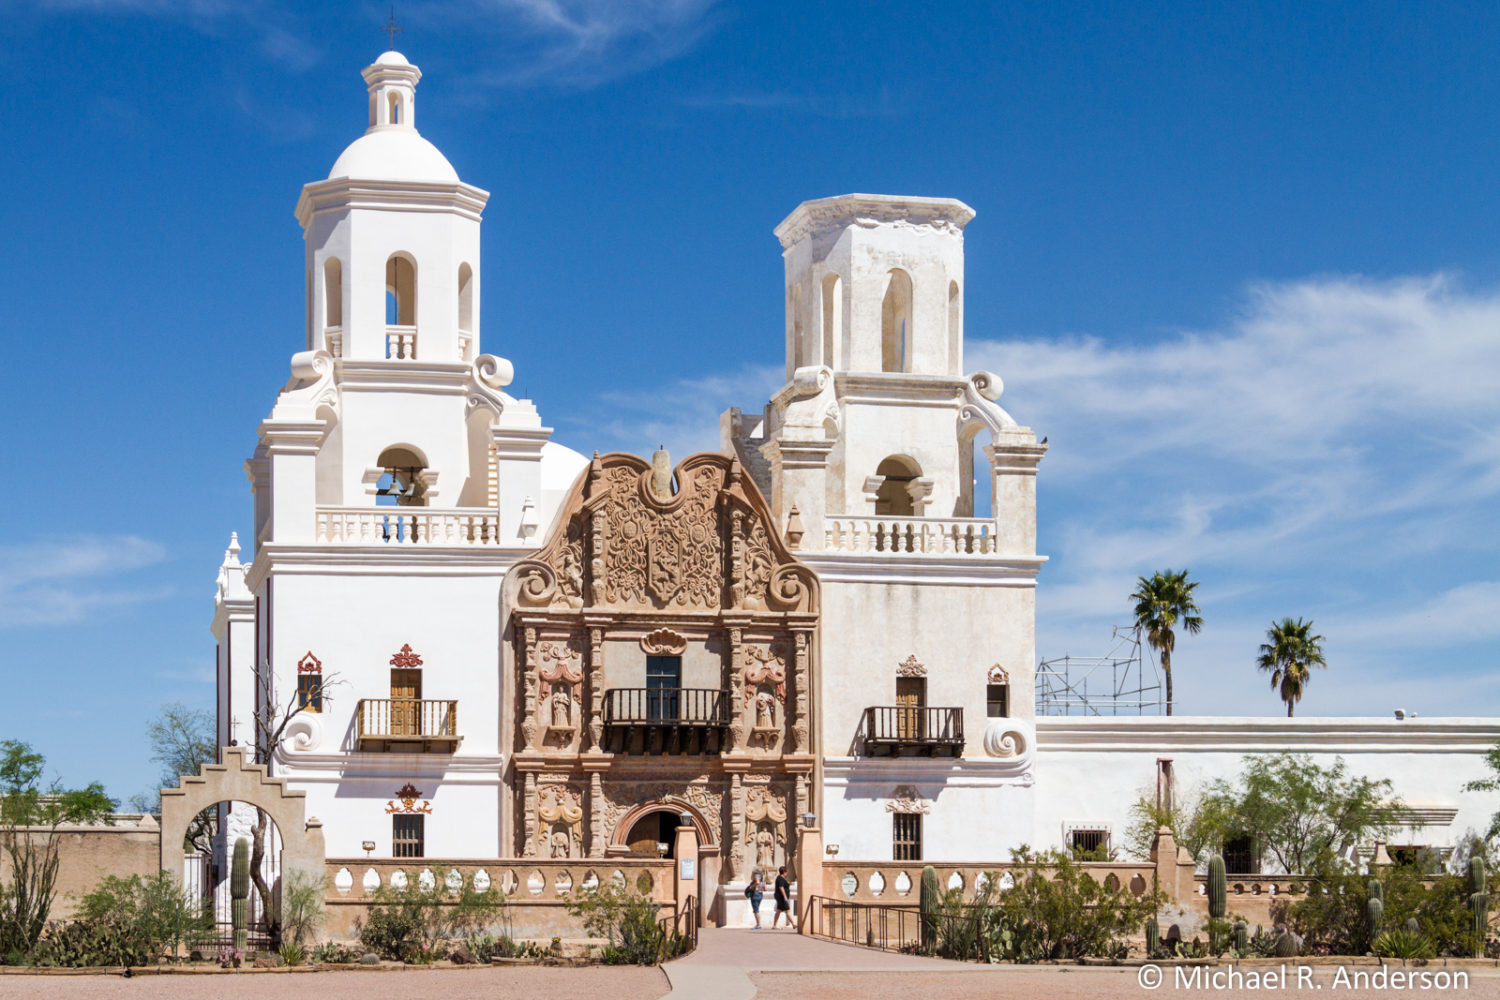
[679,85,915,119]
[442,0,722,88]
[967,273,1500,716]
[0,536,170,628]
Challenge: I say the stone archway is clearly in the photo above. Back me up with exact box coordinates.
[159,746,324,891]
[610,798,716,855]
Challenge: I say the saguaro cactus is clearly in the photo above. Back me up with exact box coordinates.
[231,836,250,950]
[1471,857,1487,896]
[1367,879,1384,904]
[1207,854,1227,919]
[1471,892,1489,957]
[920,866,940,953]
[1233,920,1248,954]
[1145,920,1160,957]
[1365,896,1384,943]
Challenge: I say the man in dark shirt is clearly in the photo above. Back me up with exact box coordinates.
[772,865,792,928]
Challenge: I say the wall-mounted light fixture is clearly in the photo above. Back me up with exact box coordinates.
[362,840,376,857]
[802,811,816,828]
[825,844,840,857]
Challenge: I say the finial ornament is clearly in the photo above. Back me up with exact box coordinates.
[381,7,404,50]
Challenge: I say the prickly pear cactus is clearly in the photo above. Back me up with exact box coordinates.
[232,837,250,950]
[920,866,939,953]
[1208,855,1227,919]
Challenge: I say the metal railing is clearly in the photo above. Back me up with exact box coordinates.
[357,699,459,744]
[657,893,698,960]
[603,689,730,727]
[801,895,989,961]
[859,706,964,756]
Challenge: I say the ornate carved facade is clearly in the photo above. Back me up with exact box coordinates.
[504,451,818,885]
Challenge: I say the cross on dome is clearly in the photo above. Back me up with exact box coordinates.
[381,8,404,51]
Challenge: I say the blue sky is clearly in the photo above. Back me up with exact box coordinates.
[3,1,1498,800]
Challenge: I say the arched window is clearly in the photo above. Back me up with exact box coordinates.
[874,455,921,516]
[881,269,913,373]
[375,446,428,507]
[457,263,474,333]
[821,273,841,368]
[947,280,961,373]
[324,258,343,328]
[388,91,402,125]
[386,255,415,325]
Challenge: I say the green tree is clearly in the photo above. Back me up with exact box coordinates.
[132,702,218,854]
[1130,569,1203,716]
[0,741,115,957]
[1461,743,1500,842]
[1256,617,1327,717]
[1123,784,1236,867]
[1200,754,1401,873]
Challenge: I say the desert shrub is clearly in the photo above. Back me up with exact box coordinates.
[310,941,361,964]
[57,872,210,964]
[279,870,325,947]
[31,916,155,968]
[566,880,678,965]
[1373,928,1434,961]
[278,940,305,966]
[983,849,1164,962]
[357,881,506,962]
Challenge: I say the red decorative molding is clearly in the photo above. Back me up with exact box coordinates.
[390,644,423,668]
[297,651,322,674]
[385,783,433,815]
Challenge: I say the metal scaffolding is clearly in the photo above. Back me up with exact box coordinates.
[1036,625,1164,716]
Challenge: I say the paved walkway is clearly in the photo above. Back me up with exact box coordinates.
[661,927,986,999]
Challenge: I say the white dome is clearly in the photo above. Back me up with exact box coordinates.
[375,50,411,67]
[328,129,458,183]
[541,441,590,492]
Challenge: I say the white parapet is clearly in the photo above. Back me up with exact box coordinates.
[823,515,999,555]
[314,506,501,545]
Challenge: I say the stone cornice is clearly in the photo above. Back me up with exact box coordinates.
[334,360,472,395]
[799,551,1047,586]
[822,755,1034,788]
[774,194,975,250]
[1035,716,1500,753]
[296,178,490,227]
[246,545,522,589]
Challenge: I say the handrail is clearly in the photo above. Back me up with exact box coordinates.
[357,698,458,739]
[860,706,964,754]
[604,689,730,727]
[801,894,988,961]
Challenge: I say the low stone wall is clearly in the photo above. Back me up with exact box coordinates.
[13,817,162,921]
[823,860,1159,905]
[322,858,678,942]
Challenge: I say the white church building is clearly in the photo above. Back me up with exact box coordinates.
[211,49,1500,915]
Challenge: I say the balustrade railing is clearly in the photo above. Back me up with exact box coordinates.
[824,516,999,555]
[357,699,460,751]
[325,858,676,904]
[824,861,1158,905]
[603,688,730,727]
[315,507,501,546]
[385,325,417,360]
[860,706,964,757]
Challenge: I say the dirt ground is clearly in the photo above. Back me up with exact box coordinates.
[0,966,669,1000]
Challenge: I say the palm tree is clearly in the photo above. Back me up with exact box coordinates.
[1256,617,1327,717]
[1130,569,1203,716]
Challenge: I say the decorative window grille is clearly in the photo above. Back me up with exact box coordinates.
[393,814,425,858]
[1068,828,1109,857]
[893,813,923,861]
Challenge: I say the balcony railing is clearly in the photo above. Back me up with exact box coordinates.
[602,688,730,755]
[859,706,964,758]
[824,517,999,556]
[315,507,501,546]
[357,699,461,752]
[385,325,417,360]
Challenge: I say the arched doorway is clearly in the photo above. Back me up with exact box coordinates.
[625,811,687,858]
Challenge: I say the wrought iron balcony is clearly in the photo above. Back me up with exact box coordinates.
[859,706,964,758]
[356,699,461,753]
[602,688,730,755]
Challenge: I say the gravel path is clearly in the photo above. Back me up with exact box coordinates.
[0,966,669,1000]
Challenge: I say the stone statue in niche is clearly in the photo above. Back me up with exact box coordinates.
[755,824,777,870]
[550,827,572,858]
[755,690,775,730]
[551,684,573,729]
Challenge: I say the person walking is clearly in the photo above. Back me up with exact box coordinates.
[746,871,765,928]
[772,865,792,928]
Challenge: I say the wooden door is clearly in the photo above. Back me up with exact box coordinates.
[896,677,925,740]
[391,669,422,735]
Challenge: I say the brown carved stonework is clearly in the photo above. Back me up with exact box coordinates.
[885,784,931,815]
[988,664,1009,683]
[390,644,423,668]
[511,453,817,615]
[385,784,432,814]
[640,628,688,655]
[896,654,926,678]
